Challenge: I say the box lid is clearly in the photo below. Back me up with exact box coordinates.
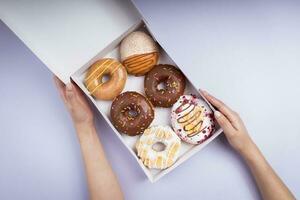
[0,0,140,83]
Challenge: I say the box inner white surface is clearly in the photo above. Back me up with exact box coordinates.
[0,0,140,83]
[72,22,222,182]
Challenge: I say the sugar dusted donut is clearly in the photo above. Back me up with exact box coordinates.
[171,95,215,144]
[144,64,186,107]
[84,58,127,100]
[120,31,159,76]
[136,126,181,169]
[110,91,154,136]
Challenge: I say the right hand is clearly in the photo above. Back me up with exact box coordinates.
[201,90,254,155]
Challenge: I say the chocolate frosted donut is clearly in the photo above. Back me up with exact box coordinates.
[110,91,154,136]
[144,64,186,107]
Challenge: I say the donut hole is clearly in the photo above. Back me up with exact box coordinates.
[152,142,166,152]
[157,81,167,91]
[101,74,110,83]
[128,109,138,118]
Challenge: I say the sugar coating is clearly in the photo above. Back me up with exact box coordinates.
[120,31,158,61]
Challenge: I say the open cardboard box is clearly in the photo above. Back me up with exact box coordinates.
[0,0,222,182]
[71,21,223,182]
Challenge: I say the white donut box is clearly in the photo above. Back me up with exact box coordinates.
[0,0,223,182]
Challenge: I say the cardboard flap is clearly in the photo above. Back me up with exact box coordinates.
[0,0,140,83]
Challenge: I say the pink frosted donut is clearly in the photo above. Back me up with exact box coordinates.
[171,95,215,144]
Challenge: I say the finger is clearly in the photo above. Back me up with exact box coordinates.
[201,90,233,114]
[53,76,68,104]
[70,79,93,108]
[65,83,81,109]
[201,90,239,129]
[214,111,236,137]
[70,79,86,99]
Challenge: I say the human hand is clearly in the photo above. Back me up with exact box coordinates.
[54,76,94,128]
[201,90,254,155]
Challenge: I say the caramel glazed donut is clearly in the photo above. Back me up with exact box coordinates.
[144,64,186,107]
[110,91,154,136]
[136,126,181,169]
[120,31,159,76]
[171,95,215,144]
[84,58,127,100]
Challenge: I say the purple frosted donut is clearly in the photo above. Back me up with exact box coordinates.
[171,95,215,144]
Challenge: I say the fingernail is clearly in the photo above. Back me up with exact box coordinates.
[66,83,73,91]
[214,111,221,118]
[66,83,73,99]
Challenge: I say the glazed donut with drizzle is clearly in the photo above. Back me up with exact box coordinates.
[84,58,127,100]
[136,126,181,169]
[171,95,215,144]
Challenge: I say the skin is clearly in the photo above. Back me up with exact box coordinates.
[201,90,295,200]
[53,76,295,200]
[54,77,124,200]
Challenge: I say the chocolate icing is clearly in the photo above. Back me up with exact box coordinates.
[144,64,186,107]
[110,91,154,136]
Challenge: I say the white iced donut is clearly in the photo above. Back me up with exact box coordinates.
[171,95,215,144]
[136,126,181,169]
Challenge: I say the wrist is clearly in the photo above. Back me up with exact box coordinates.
[239,140,261,162]
[75,121,97,139]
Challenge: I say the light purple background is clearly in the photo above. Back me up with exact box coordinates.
[1,0,300,198]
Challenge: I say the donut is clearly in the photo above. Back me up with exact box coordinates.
[84,58,127,100]
[110,91,154,136]
[144,64,186,107]
[171,95,215,144]
[136,126,181,169]
[120,31,159,76]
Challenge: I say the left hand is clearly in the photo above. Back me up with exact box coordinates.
[54,76,94,127]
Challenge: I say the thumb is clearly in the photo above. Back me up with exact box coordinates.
[214,111,235,137]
